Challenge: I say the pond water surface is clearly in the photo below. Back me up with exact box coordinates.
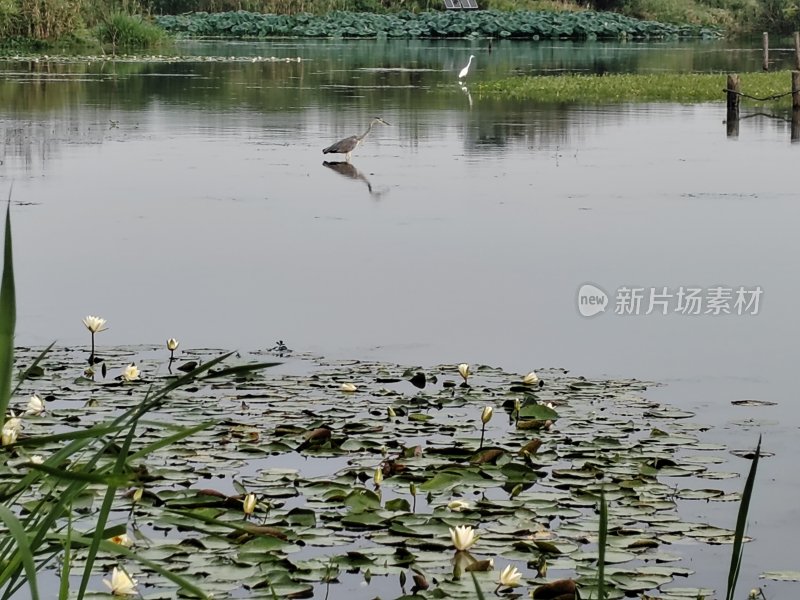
[1,38,799,598]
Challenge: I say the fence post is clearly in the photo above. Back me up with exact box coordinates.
[763,32,769,71]
[726,74,740,138]
[793,71,800,110]
[791,71,800,143]
[795,32,800,70]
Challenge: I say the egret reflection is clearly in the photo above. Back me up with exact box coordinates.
[460,84,473,109]
[322,161,386,199]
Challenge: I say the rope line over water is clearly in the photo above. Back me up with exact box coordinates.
[722,88,794,101]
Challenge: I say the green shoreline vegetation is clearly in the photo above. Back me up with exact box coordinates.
[1,0,800,52]
[475,71,798,105]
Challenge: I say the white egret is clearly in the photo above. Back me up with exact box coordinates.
[458,54,475,80]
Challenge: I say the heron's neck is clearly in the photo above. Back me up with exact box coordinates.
[359,121,375,141]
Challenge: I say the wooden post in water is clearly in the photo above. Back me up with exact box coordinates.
[726,74,740,138]
[792,71,800,142]
[793,71,800,110]
[795,32,800,70]
[763,32,769,71]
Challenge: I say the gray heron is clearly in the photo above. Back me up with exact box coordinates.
[322,117,390,162]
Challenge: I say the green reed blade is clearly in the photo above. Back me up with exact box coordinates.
[725,435,761,600]
[0,506,39,600]
[0,195,16,421]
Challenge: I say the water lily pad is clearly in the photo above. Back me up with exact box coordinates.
[760,570,800,581]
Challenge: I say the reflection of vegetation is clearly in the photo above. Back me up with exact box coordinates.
[156,10,721,40]
[477,70,796,106]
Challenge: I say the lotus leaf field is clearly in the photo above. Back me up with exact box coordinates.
[1,342,767,599]
[154,10,721,41]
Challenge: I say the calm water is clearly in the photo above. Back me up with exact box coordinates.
[1,38,799,597]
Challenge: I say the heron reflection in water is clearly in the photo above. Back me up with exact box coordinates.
[322,161,386,199]
[322,117,391,162]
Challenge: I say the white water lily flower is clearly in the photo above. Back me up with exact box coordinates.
[26,394,44,416]
[340,382,357,392]
[29,455,44,465]
[4,417,22,433]
[458,363,470,382]
[523,371,539,385]
[121,364,140,382]
[243,493,257,516]
[449,525,477,551]
[109,534,132,547]
[167,338,179,351]
[447,499,471,512]
[481,405,493,424]
[1,425,18,446]
[103,566,137,596]
[83,315,108,333]
[498,564,522,588]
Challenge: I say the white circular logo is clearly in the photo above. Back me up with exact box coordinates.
[577,283,608,317]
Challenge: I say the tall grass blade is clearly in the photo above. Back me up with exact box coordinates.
[12,341,55,397]
[58,510,73,600]
[76,410,142,600]
[127,420,216,461]
[725,435,762,600]
[597,488,607,600]
[0,195,16,420]
[469,571,486,600]
[0,506,39,600]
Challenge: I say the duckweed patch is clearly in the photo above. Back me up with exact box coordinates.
[2,346,768,598]
[476,71,797,105]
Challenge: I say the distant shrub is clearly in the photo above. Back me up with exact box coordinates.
[11,0,83,40]
[96,12,167,48]
[0,0,18,37]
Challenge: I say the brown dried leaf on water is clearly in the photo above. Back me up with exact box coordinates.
[381,459,407,477]
[239,524,288,540]
[531,578,577,599]
[470,447,504,465]
[411,572,429,592]
[465,559,493,572]
[177,361,198,372]
[517,419,551,431]
[401,445,423,458]
[519,438,542,455]
[297,427,332,450]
